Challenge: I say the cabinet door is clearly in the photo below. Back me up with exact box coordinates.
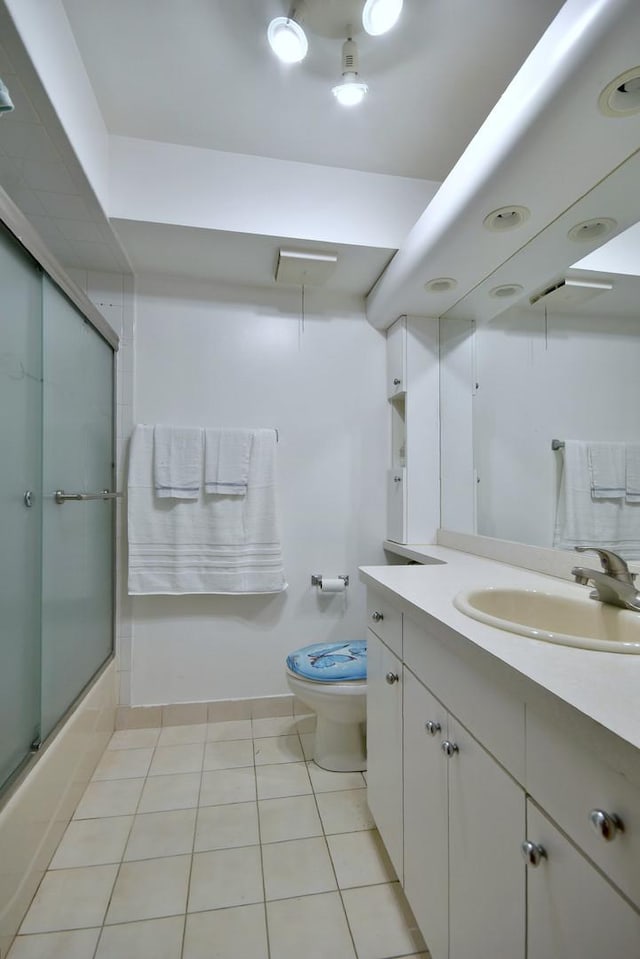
[387,467,407,544]
[526,803,640,959]
[386,317,406,397]
[366,629,403,880]
[448,718,525,959]
[403,669,449,959]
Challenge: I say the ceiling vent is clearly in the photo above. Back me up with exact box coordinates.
[529,277,613,308]
[275,249,338,286]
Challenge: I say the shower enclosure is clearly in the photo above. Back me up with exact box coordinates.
[0,206,117,795]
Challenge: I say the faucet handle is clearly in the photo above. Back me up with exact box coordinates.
[574,547,635,583]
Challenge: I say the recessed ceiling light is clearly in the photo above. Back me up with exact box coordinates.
[424,277,457,293]
[489,283,523,299]
[362,0,404,36]
[267,16,308,64]
[483,206,530,231]
[567,217,617,242]
[599,66,640,117]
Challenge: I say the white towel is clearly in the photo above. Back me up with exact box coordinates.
[153,425,203,499]
[587,442,625,499]
[554,440,640,560]
[128,425,286,594]
[204,428,253,495]
[626,445,640,503]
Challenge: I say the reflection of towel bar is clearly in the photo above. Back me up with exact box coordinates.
[551,439,565,451]
[55,490,122,504]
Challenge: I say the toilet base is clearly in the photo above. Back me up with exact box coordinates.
[313,716,367,772]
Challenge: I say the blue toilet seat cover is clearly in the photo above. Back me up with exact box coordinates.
[286,640,367,682]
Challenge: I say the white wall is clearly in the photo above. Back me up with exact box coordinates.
[130,275,387,706]
[442,305,640,547]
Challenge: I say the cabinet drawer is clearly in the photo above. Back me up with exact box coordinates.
[527,701,640,909]
[366,590,402,657]
[403,614,525,781]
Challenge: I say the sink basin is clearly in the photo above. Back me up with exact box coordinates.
[453,587,640,653]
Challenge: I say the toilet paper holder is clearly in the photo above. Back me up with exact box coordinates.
[311,574,349,588]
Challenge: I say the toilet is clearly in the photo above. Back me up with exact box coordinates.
[285,640,367,772]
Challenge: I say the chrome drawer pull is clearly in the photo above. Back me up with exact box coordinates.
[371,611,384,622]
[589,809,624,841]
[425,721,441,736]
[521,841,546,867]
[385,672,399,685]
[441,741,458,757]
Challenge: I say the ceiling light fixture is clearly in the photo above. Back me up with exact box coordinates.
[267,14,308,64]
[0,78,14,115]
[362,0,404,36]
[332,38,368,107]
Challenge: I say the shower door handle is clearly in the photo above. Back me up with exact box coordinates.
[55,489,122,504]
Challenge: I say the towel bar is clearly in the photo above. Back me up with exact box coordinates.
[55,490,122,504]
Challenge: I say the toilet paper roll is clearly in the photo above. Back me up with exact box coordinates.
[320,577,346,593]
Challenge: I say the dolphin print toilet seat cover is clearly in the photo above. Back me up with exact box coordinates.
[286,640,367,682]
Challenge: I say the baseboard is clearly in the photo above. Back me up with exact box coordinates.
[115,693,307,729]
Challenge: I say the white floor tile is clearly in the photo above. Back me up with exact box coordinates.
[188,846,263,913]
[108,728,160,750]
[316,788,375,834]
[306,761,366,793]
[258,795,322,844]
[253,735,304,765]
[251,716,300,738]
[50,817,133,869]
[20,865,118,934]
[148,743,204,776]
[262,837,337,900]
[203,739,254,770]
[7,928,100,959]
[200,767,256,806]
[157,723,208,746]
[183,904,268,959]
[327,829,397,888]
[95,915,184,959]
[123,808,197,861]
[266,891,356,959]
[105,855,191,925]
[194,802,259,852]
[91,748,154,782]
[138,773,201,813]
[73,779,144,820]
[255,762,312,800]
[342,882,427,959]
[206,720,252,742]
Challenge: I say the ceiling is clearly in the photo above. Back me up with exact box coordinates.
[0,0,567,293]
[60,0,564,181]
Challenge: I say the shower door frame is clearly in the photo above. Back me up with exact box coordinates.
[0,185,119,798]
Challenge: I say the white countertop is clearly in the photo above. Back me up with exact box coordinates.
[361,546,640,752]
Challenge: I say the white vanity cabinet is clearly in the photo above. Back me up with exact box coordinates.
[366,593,404,880]
[403,665,525,959]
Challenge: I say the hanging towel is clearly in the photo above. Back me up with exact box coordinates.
[587,442,625,499]
[626,445,640,503]
[128,425,286,594]
[153,425,203,499]
[553,439,640,560]
[204,428,253,495]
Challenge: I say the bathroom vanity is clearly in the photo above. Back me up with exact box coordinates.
[361,547,640,959]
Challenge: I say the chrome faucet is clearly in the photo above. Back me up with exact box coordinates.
[571,547,640,612]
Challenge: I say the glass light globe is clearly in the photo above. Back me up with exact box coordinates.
[362,0,403,36]
[332,76,368,107]
[267,17,308,64]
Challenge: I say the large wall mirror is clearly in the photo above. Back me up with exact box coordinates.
[440,148,640,559]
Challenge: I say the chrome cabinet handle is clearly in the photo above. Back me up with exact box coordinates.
[521,841,546,867]
[393,475,402,483]
[441,741,458,757]
[55,489,122,504]
[371,611,384,622]
[589,809,624,841]
[385,672,399,685]
[425,721,441,736]
[393,378,401,386]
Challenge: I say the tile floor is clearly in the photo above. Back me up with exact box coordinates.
[8,716,429,959]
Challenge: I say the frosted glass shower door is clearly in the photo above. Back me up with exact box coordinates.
[0,226,42,789]
[41,277,114,739]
